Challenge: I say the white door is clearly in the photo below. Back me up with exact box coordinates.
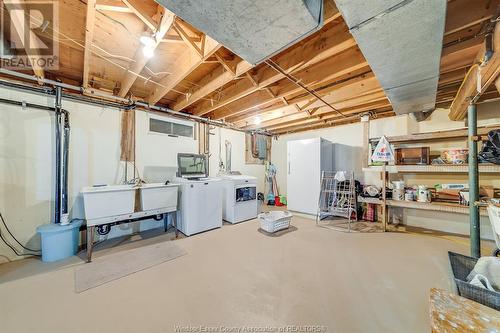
[287,138,320,215]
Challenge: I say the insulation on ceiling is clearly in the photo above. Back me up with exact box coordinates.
[155,0,323,65]
[334,0,447,114]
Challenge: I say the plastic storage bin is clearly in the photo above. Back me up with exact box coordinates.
[448,251,500,310]
[81,185,136,219]
[258,211,292,233]
[139,183,178,211]
[37,220,83,262]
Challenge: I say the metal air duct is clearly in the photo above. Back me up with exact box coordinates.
[334,0,447,114]
[155,0,323,65]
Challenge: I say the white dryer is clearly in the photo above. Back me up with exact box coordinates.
[220,175,258,224]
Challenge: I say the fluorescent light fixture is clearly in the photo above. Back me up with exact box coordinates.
[254,116,261,125]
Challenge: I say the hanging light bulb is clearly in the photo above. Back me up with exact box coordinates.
[142,45,155,59]
[140,35,156,48]
[140,34,156,59]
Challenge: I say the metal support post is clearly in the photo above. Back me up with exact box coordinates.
[468,103,480,258]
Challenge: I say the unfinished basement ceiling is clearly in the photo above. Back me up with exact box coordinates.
[335,0,447,114]
[154,0,324,65]
[0,0,496,134]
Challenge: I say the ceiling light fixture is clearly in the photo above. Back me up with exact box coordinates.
[140,35,156,48]
[140,34,156,59]
[142,46,155,58]
[254,116,261,125]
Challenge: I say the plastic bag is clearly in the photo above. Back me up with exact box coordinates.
[479,130,500,165]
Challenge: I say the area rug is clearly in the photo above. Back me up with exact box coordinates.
[75,241,186,293]
[317,219,386,233]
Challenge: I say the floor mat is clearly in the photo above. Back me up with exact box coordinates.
[317,219,387,233]
[75,241,186,293]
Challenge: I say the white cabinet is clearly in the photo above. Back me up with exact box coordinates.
[287,138,334,215]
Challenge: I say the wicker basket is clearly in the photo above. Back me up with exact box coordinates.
[448,252,500,310]
[258,211,292,233]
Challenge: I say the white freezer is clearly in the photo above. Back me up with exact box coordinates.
[286,138,334,215]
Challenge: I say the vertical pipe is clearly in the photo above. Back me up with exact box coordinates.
[361,114,370,169]
[54,86,62,224]
[205,125,210,175]
[225,140,232,173]
[382,163,387,232]
[61,111,70,225]
[468,103,480,258]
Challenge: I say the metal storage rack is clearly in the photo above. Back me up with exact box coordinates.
[316,171,358,232]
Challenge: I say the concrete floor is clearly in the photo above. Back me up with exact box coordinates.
[0,214,470,333]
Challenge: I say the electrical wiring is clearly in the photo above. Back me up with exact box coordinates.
[0,212,41,253]
[96,10,132,34]
[0,228,41,257]
[27,13,176,90]
[143,66,172,77]
[449,63,480,111]
[0,231,32,256]
[92,44,136,62]
[27,11,217,104]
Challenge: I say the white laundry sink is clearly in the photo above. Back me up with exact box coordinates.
[81,185,136,220]
[139,183,178,211]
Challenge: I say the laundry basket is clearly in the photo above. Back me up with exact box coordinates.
[486,204,500,256]
[448,251,500,310]
[258,211,292,233]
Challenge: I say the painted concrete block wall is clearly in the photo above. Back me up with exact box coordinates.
[0,86,263,263]
[0,88,54,263]
[271,104,500,239]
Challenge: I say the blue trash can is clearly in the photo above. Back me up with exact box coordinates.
[37,220,83,262]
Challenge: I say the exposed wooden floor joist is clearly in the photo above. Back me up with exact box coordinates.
[0,0,496,134]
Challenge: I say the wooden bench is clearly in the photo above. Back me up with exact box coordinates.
[430,288,500,332]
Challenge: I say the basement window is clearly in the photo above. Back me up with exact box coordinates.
[149,116,194,138]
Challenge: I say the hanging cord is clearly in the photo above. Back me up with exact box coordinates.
[0,212,41,256]
[264,59,347,118]
[0,231,32,256]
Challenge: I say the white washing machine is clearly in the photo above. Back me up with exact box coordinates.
[220,175,258,224]
[174,177,222,236]
[174,154,223,236]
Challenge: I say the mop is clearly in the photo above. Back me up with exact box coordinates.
[266,163,278,205]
